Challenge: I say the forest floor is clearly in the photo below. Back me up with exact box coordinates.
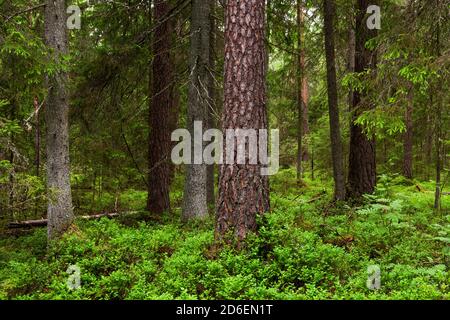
[0,169,449,300]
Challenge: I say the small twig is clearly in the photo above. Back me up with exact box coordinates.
[24,87,52,125]
[121,129,149,188]
[5,3,46,24]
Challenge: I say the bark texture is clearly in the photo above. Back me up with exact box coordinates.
[44,0,74,240]
[216,0,270,243]
[347,0,377,198]
[323,0,346,200]
[182,0,211,221]
[147,0,173,214]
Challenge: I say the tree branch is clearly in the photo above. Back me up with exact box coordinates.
[5,3,46,24]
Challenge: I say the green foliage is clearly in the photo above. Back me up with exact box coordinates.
[1,172,448,300]
[354,109,406,140]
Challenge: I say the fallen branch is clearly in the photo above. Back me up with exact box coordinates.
[82,212,120,220]
[307,192,327,203]
[416,184,426,192]
[8,212,120,229]
[8,218,48,228]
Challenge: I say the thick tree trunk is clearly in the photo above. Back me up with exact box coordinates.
[182,0,211,221]
[216,0,270,244]
[323,0,346,200]
[147,0,173,214]
[44,0,74,240]
[402,85,414,179]
[347,0,377,199]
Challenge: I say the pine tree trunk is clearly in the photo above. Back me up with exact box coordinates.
[147,0,173,214]
[216,0,270,244]
[402,85,414,179]
[323,0,346,200]
[347,0,377,199]
[44,0,74,240]
[182,0,211,221]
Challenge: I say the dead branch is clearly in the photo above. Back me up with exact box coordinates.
[7,212,121,229]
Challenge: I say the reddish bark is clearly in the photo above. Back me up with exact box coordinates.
[147,0,174,214]
[216,0,270,243]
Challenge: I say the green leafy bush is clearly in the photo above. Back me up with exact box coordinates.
[0,173,448,300]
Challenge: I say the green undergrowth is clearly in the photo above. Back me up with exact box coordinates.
[0,169,448,300]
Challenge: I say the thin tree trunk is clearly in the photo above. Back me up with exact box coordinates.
[433,0,442,211]
[8,100,15,221]
[206,0,217,208]
[169,13,182,186]
[311,136,315,180]
[34,96,40,216]
[425,112,433,180]
[34,96,40,177]
[347,0,377,199]
[346,25,355,180]
[147,0,173,214]
[323,0,346,200]
[44,0,74,240]
[434,98,441,211]
[296,0,309,182]
[216,0,270,244]
[402,85,414,179]
[182,0,211,221]
[347,28,355,110]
